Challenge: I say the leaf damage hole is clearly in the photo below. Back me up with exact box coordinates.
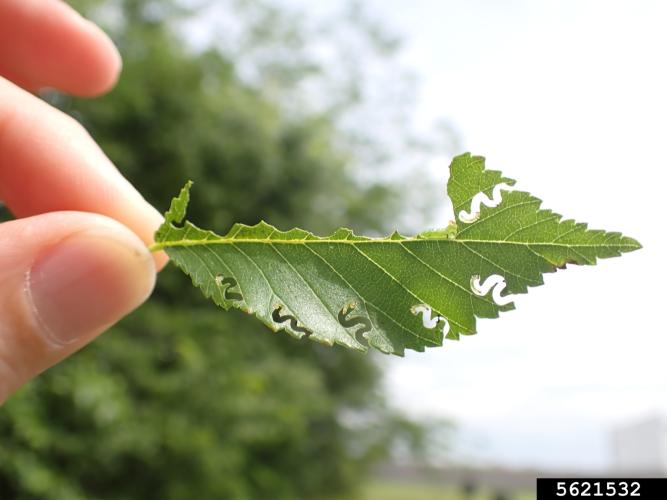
[458,182,514,224]
[411,304,450,335]
[470,274,515,306]
[338,302,371,347]
[215,275,243,301]
[272,305,312,338]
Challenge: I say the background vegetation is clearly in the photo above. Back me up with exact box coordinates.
[0,1,446,498]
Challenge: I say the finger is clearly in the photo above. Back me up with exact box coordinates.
[0,211,155,404]
[0,77,168,269]
[0,0,121,96]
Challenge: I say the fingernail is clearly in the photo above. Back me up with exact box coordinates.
[27,227,155,346]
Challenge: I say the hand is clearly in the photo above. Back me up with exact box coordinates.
[0,0,167,404]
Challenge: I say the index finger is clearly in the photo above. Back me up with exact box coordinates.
[0,77,168,269]
[0,0,121,96]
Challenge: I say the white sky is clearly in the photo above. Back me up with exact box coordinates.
[369,0,667,470]
[194,0,667,471]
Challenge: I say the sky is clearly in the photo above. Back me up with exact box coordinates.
[365,0,667,471]
[192,0,667,471]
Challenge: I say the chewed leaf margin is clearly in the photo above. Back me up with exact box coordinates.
[153,153,641,356]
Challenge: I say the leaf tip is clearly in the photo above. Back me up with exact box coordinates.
[154,181,194,246]
[624,236,642,252]
[165,180,193,225]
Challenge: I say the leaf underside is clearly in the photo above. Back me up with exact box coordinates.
[154,153,640,356]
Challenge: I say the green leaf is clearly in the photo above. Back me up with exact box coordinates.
[153,153,640,355]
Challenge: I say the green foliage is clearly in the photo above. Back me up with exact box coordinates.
[0,1,435,499]
[153,154,639,355]
[1,304,396,500]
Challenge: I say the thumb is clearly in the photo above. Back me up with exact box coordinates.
[0,212,155,404]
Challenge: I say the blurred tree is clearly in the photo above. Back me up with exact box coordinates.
[0,1,451,499]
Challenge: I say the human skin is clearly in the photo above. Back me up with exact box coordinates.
[0,0,166,403]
